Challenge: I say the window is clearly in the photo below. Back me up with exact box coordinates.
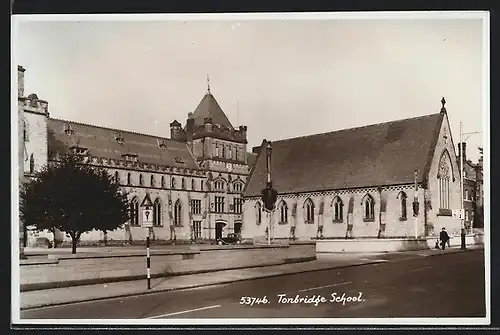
[181,178,185,189]
[255,202,262,225]
[139,174,143,186]
[363,194,375,221]
[398,192,407,220]
[304,198,315,223]
[153,198,162,226]
[229,146,233,159]
[151,175,155,187]
[279,200,288,223]
[29,154,35,174]
[193,221,202,239]
[23,120,29,142]
[192,179,196,190]
[233,182,244,192]
[215,196,225,213]
[333,197,343,222]
[115,171,119,184]
[465,190,469,201]
[235,147,239,161]
[174,199,182,227]
[171,177,176,189]
[129,197,139,226]
[191,199,202,215]
[214,179,226,191]
[221,145,225,158]
[201,180,204,191]
[127,172,131,185]
[438,154,451,210]
[234,198,243,214]
[215,143,219,157]
[161,176,165,188]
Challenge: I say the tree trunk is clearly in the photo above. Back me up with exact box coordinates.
[71,238,77,254]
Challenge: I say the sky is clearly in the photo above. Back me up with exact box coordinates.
[13,13,486,162]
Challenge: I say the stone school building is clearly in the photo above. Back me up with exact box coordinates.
[18,66,257,246]
[243,100,462,241]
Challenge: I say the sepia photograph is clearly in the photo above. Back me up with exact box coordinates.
[11,11,489,326]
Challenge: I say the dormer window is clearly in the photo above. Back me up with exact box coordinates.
[114,131,124,144]
[121,153,138,162]
[173,156,185,165]
[69,145,88,156]
[64,123,74,136]
[157,139,167,150]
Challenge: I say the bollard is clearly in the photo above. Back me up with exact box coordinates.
[146,236,151,289]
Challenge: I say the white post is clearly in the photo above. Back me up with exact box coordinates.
[267,211,271,245]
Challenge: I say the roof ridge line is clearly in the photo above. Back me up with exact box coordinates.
[49,117,174,142]
[271,112,441,144]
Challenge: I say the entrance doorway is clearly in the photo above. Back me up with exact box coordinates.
[234,221,242,235]
[215,221,226,241]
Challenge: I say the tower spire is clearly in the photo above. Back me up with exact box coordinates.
[440,97,447,113]
[207,74,211,94]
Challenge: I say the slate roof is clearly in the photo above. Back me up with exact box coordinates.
[247,152,258,169]
[47,118,200,170]
[244,113,444,197]
[191,92,234,129]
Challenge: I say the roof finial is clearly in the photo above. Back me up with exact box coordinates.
[441,97,446,113]
[207,74,211,94]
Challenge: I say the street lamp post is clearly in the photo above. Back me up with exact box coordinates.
[261,140,277,245]
[459,122,482,250]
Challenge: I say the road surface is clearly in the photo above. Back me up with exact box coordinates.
[21,250,485,319]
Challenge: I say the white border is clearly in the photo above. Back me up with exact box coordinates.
[11,11,490,327]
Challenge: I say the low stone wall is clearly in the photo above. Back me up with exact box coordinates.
[19,243,316,291]
[316,234,484,254]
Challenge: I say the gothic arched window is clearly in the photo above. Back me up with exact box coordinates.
[130,197,139,226]
[279,200,288,223]
[153,198,162,226]
[363,194,375,221]
[255,202,262,225]
[438,153,451,210]
[332,196,344,222]
[174,199,182,227]
[398,191,407,220]
[304,198,315,223]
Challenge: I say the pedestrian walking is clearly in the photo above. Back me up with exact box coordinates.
[439,227,450,250]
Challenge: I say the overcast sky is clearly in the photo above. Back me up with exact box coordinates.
[13,13,486,162]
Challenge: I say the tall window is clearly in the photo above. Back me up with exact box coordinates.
[221,145,225,158]
[161,176,165,188]
[363,194,375,221]
[233,182,243,192]
[139,174,143,186]
[438,154,451,210]
[465,189,469,200]
[255,202,262,225]
[215,196,225,213]
[23,120,28,142]
[115,171,119,184]
[201,180,204,191]
[229,146,233,159]
[279,200,288,223]
[171,177,176,189]
[191,199,202,214]
[399,192,407,220]
[153,198,162,226]
[174,199,182,227]
[193,221,202,239]
[29,154,35,173]
[215,143,219,157]
[192,179,196,190]
[333,197,343,222]
[151,175,155,187]
[304,198,315,223]
[130,197,139,226]
[127,172,131,185]
[181,178,185,189]
[234,198,243,214]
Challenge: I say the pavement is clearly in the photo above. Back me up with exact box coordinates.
[18,245,484,316]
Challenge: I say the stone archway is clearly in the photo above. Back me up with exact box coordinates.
[215,221,226,241]
[234,221,243,235]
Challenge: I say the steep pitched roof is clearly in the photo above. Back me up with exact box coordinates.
[244,113,444,197]
[191,92,233,129]
[247,152,258,169]
[47,118,200,170]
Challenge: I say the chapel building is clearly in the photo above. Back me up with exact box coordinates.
[243,100,464,241]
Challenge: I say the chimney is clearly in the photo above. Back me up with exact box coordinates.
[252,146,261,154]
[18,65,25,97]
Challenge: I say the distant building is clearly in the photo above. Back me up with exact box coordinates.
[457,143,484,231]
[243,99,463,241]
[19,66,254,245]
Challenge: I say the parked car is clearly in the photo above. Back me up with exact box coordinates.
[217,233,241,245]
